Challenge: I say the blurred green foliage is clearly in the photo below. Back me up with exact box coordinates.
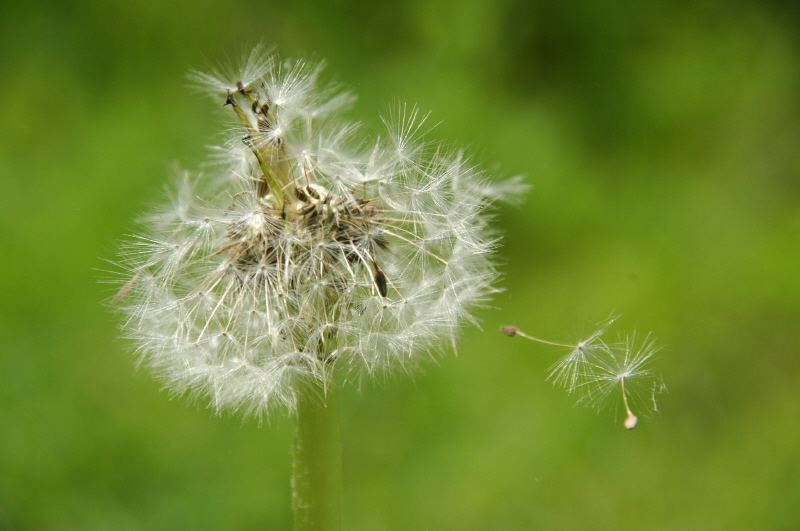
[1,0,799,529]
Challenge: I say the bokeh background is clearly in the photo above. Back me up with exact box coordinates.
[1,0,799,529]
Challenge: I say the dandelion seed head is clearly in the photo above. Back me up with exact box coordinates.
[113,51,509,418]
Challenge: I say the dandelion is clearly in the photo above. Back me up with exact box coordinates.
[502,317,665,429]
[110,47,509,529]
[580,332,665,429]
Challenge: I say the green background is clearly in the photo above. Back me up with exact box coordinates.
[1,0,799,529]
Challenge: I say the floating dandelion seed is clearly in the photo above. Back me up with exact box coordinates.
[110,47,512,418]
[545,315,617,396]
[579,332,665,429]
[502,318,665,429]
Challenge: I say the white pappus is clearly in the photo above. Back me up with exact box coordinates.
[111,47,518,418]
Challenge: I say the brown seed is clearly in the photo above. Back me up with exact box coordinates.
[112,275,138,305]
[374,268,388,297]
[500,326,520,337]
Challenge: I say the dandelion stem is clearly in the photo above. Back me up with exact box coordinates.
[292,382,344,531]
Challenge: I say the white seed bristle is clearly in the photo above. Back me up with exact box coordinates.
[113,51,510,419]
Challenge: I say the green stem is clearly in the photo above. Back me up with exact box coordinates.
[292,382,344,531]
